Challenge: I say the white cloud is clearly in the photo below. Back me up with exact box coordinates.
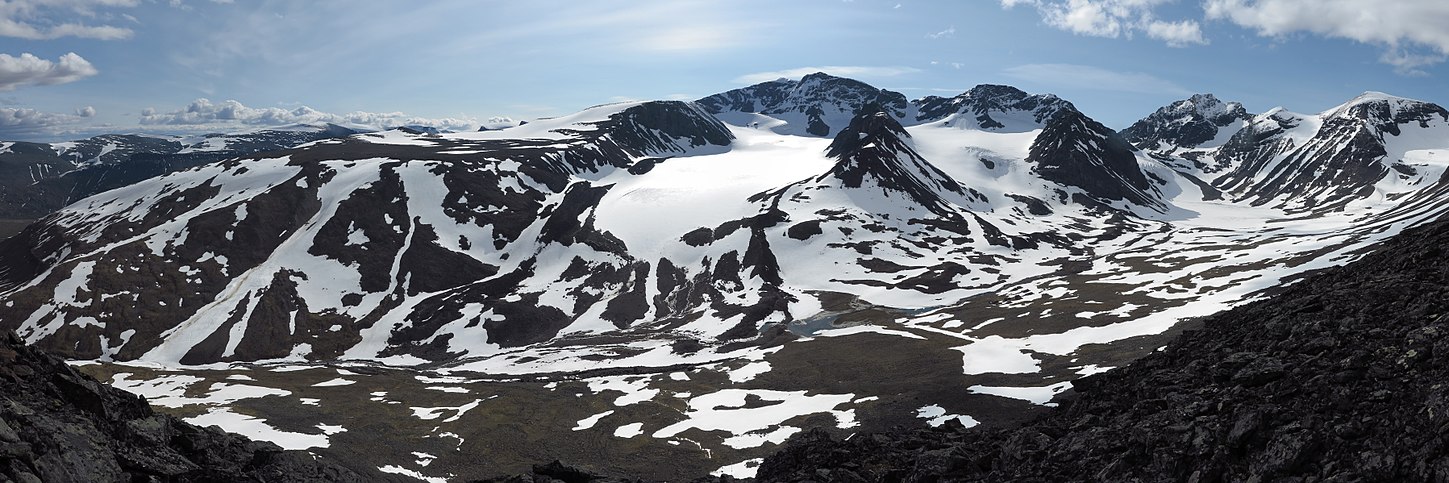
[76,105,95,117]
[0,53,99,91]
[138,98,486,132]
[1205,0,1449,74]
[0,0,136,40]
[1002,0,1205,47]
[1001,63,1193,95]
[0,107,90,139]
[733,66,922,84]
[1145,19,1205,46]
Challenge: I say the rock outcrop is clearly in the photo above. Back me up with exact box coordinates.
[0,330,374,482]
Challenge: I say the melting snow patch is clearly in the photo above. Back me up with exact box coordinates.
[413,452,436,467]
[669,371,690,381]
[573,410,615,431]
[299,398,321,406]
[187,408,329,450]
[1074,364,1115,376]
[955,336,1041,375]
[813,324,926,340]
[652,389,857,443]
[378,465,448,483]
[316,424,346,435]
[721,426,801,449]
[312,378,355,387]
[714,458,763,479]
[968,381,1073,405]
[728,361,771,383]
[613,422,644,438]
[914,405,980,428]
[411,399,485,423]
[586,375,659,406]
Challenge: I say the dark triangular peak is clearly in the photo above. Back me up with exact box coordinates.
[696,72,909,136]
[912,84,1075,131]
[1028,108,1160,208]
[1121,93,1252,151]
[821,103,979,214]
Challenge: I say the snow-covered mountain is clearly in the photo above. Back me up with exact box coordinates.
[1120,93,1251,152]
[0,124,365,218]
[3,75,1449,479]
[697,72,909,137]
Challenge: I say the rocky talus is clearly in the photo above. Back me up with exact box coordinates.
[0,331,374,483]
[755,215,1449,482]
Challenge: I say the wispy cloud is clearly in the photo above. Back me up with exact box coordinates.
[139,98,486,132]
[1001,63,1193,96]
[0,53,99,91]
[0,0,137,40]
[1205,0,1449,74]
[1001,0,1206,47]
[926,26,955,39]
[733,66,922,84]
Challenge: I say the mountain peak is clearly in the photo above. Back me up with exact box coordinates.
[1121,93,1251,150]
[912,84,1073,131]
[822,104,971,214]
[696,73,908,137]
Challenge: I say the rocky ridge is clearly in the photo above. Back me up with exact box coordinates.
[0,330,380,482]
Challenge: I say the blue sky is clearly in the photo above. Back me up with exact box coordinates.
[2,0,1447,141]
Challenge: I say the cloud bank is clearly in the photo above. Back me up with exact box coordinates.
[1001,0,1207,47]
[139,98,485,132]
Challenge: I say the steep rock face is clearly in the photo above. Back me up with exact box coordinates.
[1121,93,1251,151]
[0,330,376,482]
[1027,108,1159,208]
[696,73,909,136]
[755,213,1449,482]
[911,84,1073,131]
[1214,94,1449,211]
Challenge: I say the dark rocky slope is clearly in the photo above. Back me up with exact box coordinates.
[0,330,386,482]
[755,213,1449,481]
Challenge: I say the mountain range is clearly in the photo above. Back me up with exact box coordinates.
[0,73,1446,480]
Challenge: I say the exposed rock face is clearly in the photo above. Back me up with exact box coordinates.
[912,84,1073,130]
[0,330,375,482]
[696,72,910,136]
[1120,93,1251,151]
[1027,108,1159,208]
[1214,94,1449,212]
[753,213,1449,482]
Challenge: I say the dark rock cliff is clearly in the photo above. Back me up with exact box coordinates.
[0,331,380,482]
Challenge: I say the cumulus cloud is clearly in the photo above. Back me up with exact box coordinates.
[138,98,485,132]
[1205,0,1449,74]
[1002,0,1206,47]
[0,53,99,91]
[0,0,136,40]
[76,105,95,117]
[0,107,91,139]
[733,66,922,84]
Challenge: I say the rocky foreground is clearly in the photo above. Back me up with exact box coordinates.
[0,330,381,483]
[750,217,1449,481]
